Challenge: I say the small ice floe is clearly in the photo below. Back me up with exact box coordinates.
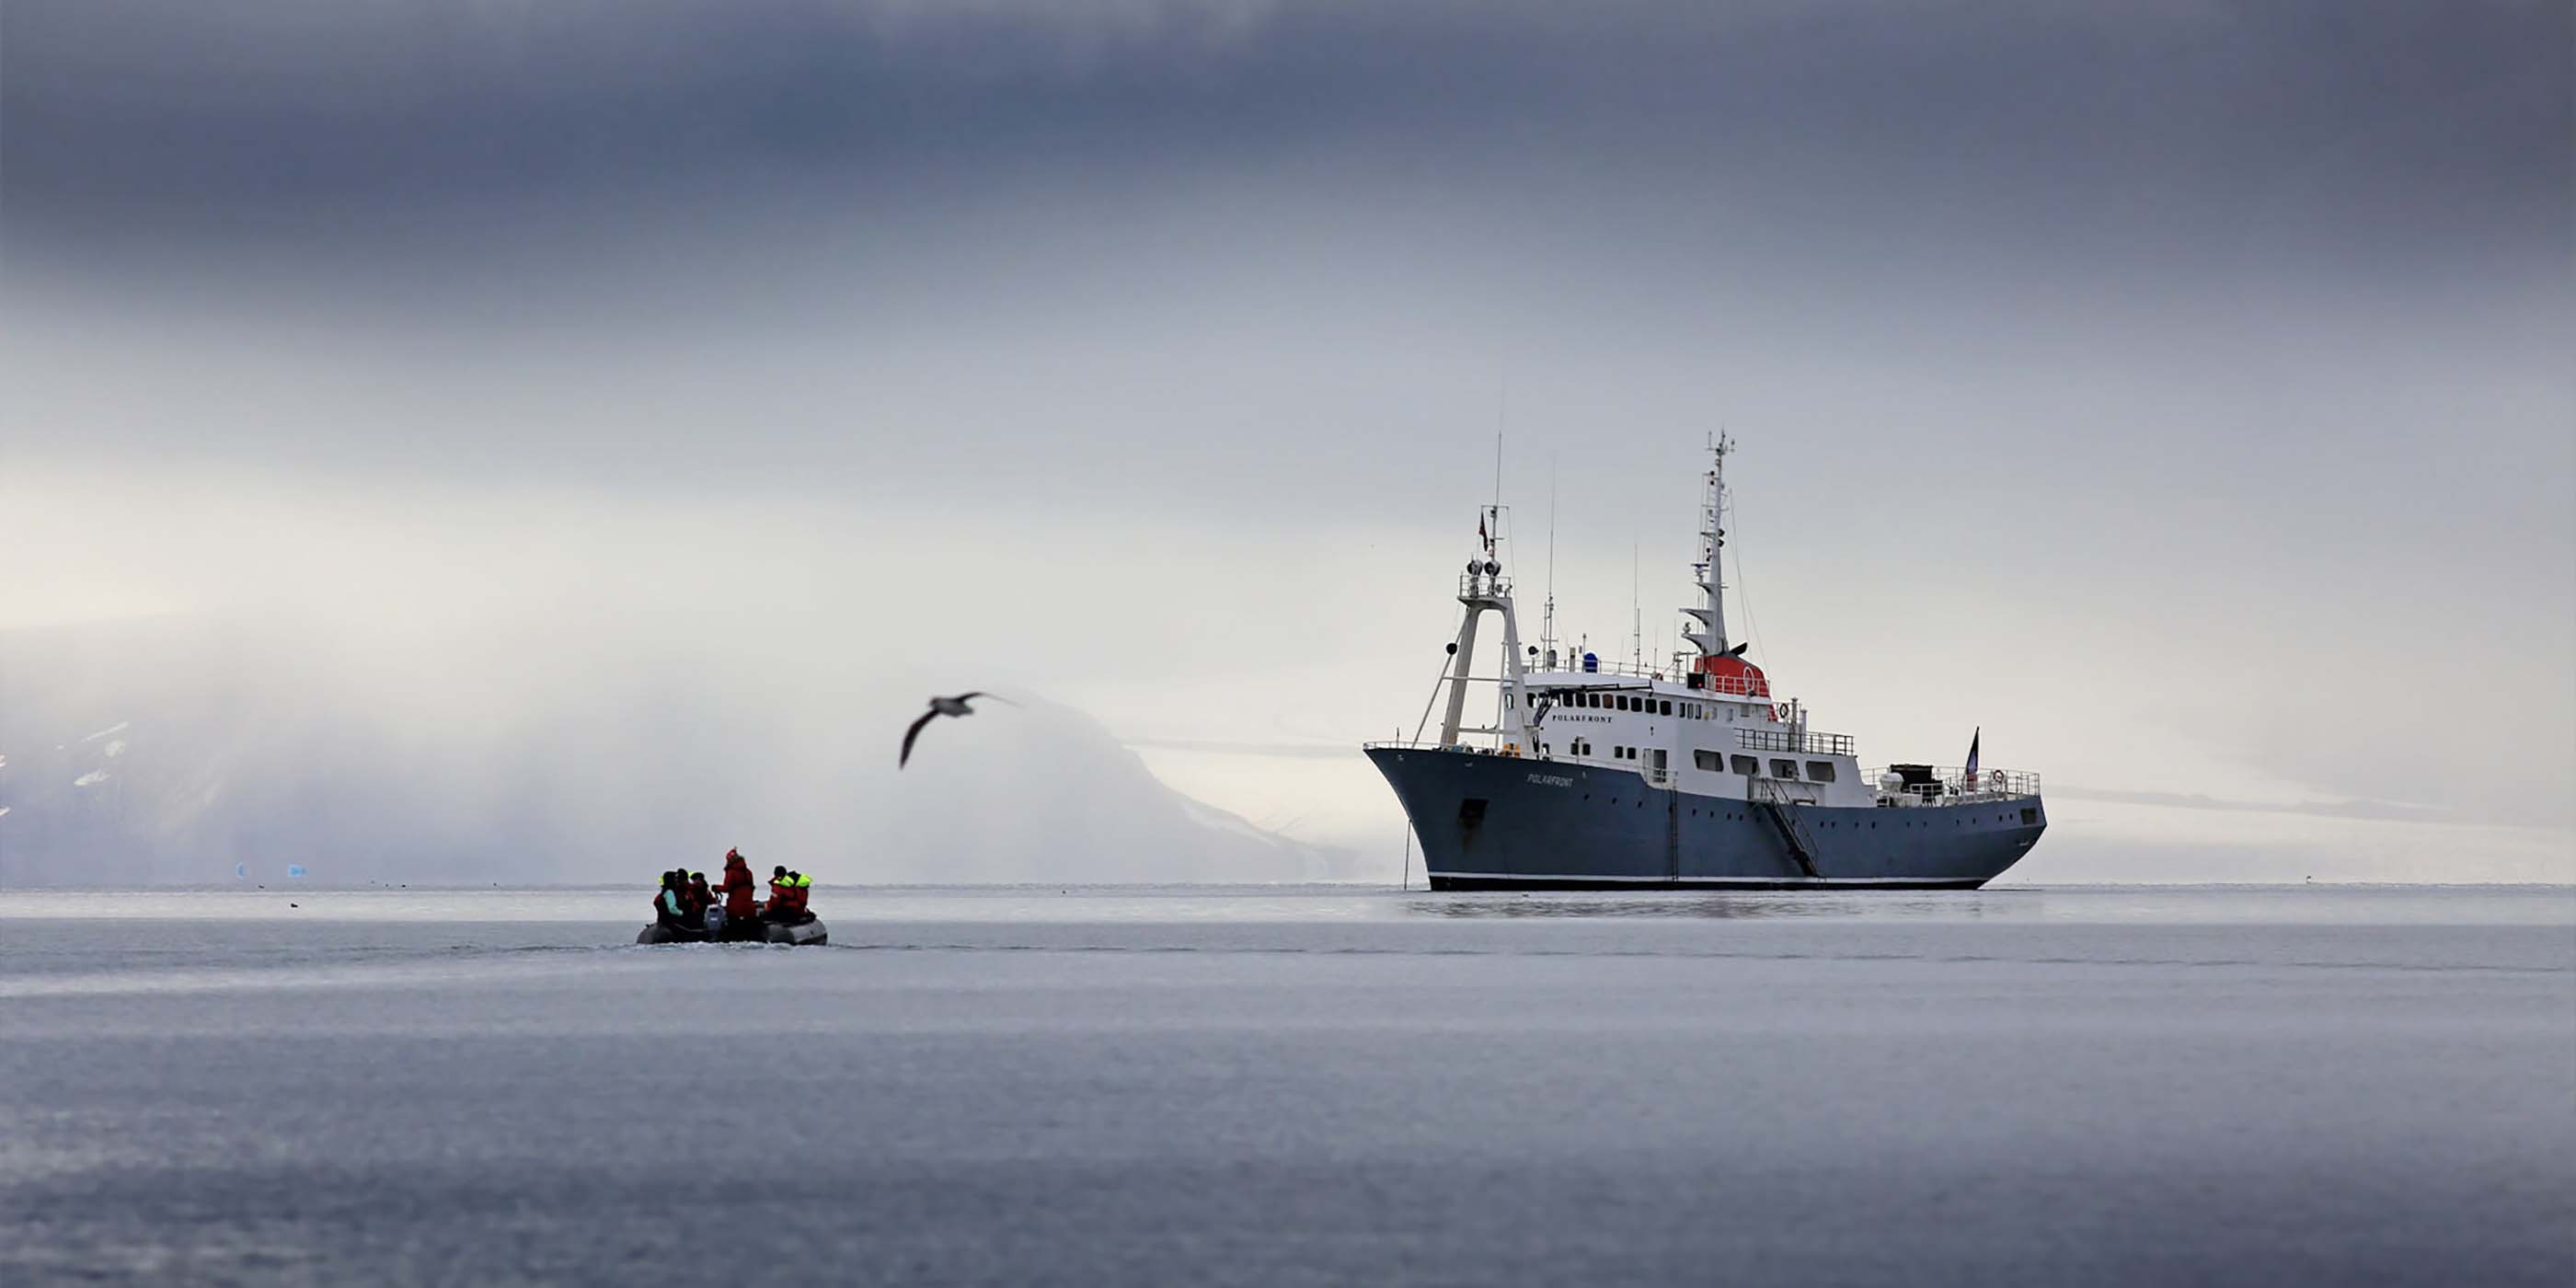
[286,864,307,879]
[80,722,130,743]
[104,740,128,757]
[74,771,109,788]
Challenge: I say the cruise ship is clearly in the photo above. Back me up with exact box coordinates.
[1366,439,2045,890]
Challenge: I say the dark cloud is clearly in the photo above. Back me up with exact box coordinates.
[5,1,2565,275]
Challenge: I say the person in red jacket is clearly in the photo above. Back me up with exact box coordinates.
[764,865,796,921]
[716,849,758,921]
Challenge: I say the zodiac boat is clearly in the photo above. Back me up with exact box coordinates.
[637,908,829,946]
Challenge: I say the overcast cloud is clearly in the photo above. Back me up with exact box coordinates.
[4,0,2569,881]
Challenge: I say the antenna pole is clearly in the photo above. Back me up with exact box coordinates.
[1542,459,1558,662]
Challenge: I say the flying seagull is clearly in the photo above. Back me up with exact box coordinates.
[900,692,1018,768]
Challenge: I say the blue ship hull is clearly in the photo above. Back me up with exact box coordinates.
[1368,747,2044,890]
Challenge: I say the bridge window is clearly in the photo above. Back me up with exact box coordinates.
[1770,758,1799,779]
[1694,749,1722,771]
[1806,761,1837,783]
[1731,753,1759,776]
[1659,700,1673,716]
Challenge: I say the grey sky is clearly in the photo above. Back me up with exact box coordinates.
[4,1,2570,880]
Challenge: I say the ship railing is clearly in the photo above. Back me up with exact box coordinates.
[1692,673,1774,698]
[1738,728,1856,756]
[1865,766,2042,804]
[1362,740,1537,758]
[1523,658,1776,698]
[1533,658,1665,681]
[1457,571,1513,600]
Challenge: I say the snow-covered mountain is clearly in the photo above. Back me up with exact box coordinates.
[0,616,1355,886]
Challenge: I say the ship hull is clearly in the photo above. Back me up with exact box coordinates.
[1368,747,2044,890]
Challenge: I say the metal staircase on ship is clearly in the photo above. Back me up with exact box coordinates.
[1748,776,1823,880]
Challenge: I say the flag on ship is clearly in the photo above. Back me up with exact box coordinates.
[1964,727,1981,782]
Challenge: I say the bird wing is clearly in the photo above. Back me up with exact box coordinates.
[899,709,940,768]
[957,692,1021,707]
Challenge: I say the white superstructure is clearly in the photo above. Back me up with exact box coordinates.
[1415,439,2036,811]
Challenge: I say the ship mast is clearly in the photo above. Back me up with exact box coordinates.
[1682,434,1731,660]
[1539,461,1558,667]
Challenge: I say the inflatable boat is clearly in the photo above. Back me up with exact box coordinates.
[637,910,829,946]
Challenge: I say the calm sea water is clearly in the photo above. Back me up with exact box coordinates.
[3,884,2570,1286]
